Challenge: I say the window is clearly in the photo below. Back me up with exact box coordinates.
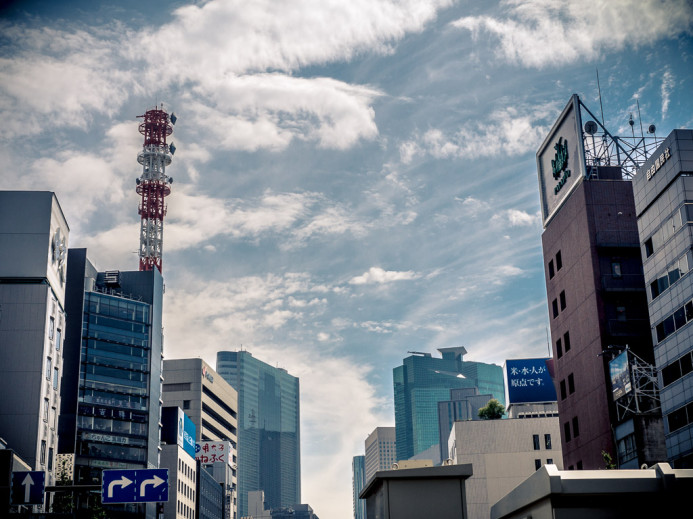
[53,368,59,390]
[559,290,566,311]
[43,398,49,422]
[576,461,583,470]
[40,440,46,465]
[535,459,542,470]
[51,407,56,429]
[46,357,52,379]
[564,331,571,352]
[533,434,540,450]
[556,338,563,358]
[547,458,554,464]
[552,299,559,318]
[556,251,562,271]
[548,260,555,279]
[545,434,552,449]
[572,416,580,437]
[568,373,575,394]
[56,329,62,351]
[48,448,53,471]
[645,238,654,257]
[564,422,571,442]
[183,400,191,410]
[612,262,622,278]
[662,352,693,387]
[560,380,567,400]
[48,316,55,340]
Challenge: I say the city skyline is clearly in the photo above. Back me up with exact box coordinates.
[1,1,693,517]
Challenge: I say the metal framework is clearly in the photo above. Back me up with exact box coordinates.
[577,98,663,179]
[614,350,662,422]
[136,106,175,272]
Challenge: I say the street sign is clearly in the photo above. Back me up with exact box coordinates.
[11,471,45,505]
[102,469,168,504]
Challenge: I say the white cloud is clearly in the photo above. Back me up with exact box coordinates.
[661,68,674,118]
[451,0,693,68]
[491,208,541,227]
[349,266,421,285]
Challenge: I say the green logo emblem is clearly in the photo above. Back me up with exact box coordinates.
[551,137,571,194]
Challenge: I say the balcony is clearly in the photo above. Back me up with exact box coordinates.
[601,274,646,292]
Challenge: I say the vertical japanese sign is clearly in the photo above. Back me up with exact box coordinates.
[505,358,557,404]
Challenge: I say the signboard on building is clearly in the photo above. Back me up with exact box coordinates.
[537,95,588,227]
[162,407,196,460]
[11,471,45,505]
[196,440,233,466]
[182,412,196,459]
[610,350,632,401]
[102,469,168,504]
[505,358,556,404]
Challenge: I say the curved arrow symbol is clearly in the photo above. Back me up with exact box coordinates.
[108,475,133,498]
[140,474,165,497]
[22,473,34,503]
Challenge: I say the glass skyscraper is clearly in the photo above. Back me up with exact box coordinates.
[393,347,504,461]
[216,351,300,518]
[352,455,366,519]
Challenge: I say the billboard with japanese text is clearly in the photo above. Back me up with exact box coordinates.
[195,440,233,466]
[505,358,557,404]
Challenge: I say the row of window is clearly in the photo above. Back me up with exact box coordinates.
[532,434,552,450]
[559,373,575,400]
[534,458,554,470]
[178,499,194,519]
[556,331,571,358]
[45,358,60,390]
[548,250,563,279]
[552,290,567,318]
[643,202,693,258]
[650,250,693,301]
[654,298,693,344]
[39,441,54,471]
[661,351,693,387]
[563,416,580,442]
[668,401,693,433]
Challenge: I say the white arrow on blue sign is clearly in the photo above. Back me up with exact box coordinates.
[102,469,168,504]
[11,471,45,505]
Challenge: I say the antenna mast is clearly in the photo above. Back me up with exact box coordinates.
[136,106,177,272]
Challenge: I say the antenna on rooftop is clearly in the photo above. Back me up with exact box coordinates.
[596,68,605,126]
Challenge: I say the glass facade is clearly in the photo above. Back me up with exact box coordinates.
[75,291,153,482]
[394,349,504,461]
[352,455,366,519]
[217,351,300,518]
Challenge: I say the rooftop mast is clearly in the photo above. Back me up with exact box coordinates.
[136,106,176,272]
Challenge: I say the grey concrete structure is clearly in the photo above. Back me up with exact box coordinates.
[437,388,493,463]
[359,465,473,519]
[364,427,396,483]
[198,464,224,519]
[632,129,693,466]
[0,191,69,485]
[491,463,693,519]
[448,416,562,519]
[161,444,197,519]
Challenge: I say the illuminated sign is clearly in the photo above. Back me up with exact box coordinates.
[646,147,671,181]
[505,358,557,404]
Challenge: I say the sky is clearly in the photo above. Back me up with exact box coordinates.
[1,0,692,516]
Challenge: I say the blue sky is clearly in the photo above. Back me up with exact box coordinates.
[1,0,692,516]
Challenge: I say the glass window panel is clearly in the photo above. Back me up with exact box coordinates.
[533,434,540,450]
[681,354,693,377]
[675,308,687,330]
[662,361,682,387]
[545,434,552,449]
[669,266,681,285]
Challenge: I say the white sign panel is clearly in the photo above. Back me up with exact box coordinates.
[537,95,587,226]
[195,440,233,466]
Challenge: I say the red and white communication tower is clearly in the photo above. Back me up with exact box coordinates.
[136,106,176,272]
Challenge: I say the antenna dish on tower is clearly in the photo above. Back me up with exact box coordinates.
[584,121,598,135]
[648,124,656,134]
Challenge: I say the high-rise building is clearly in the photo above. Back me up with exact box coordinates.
[0,191,69,484]
[632,129,693,467]
[364,427,396,483]
[161,359,238,519]
[352,455,366,519]
[57,248,164,518]
[216,351,300,518]
[436,388,494,463]
[537,95,664,469]
[393,347,504,461]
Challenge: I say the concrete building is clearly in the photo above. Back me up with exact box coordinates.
[161,443,197,519]
[491,463,693,519]
[437,388,493,463]
[216,351,300,518]
[537,95,661,470]
[60,250,164,487]
[245,491,319,519]
[0,191,69,484]
[632,129,693,466]
[364,427,396,483]
[351,455,366,519]
[447,416,563,519]
[161,359,238,519]
[198,464,225,519]
[393,348,504,461]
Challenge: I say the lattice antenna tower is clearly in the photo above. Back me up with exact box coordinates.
[136,106,177,272]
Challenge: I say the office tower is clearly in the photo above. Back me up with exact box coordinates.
[161,359,238,519]
[632,129,693,467]
[393,347,504,461]
[364,427,396,483]
[160,406,198,519]
[216,351,300,518]
[59,249,164,492]
[352,455,366,519]
[197,464,225,519]
[537,95,663,469]
[437,388,494,463]
[0,191,69,484]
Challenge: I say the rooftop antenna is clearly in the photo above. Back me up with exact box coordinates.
[636,99,647,159]
[629,113,635,139]
[596,68,605,126]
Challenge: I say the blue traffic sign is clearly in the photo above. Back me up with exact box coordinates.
[102,469,168,504]
[12,471,45,505]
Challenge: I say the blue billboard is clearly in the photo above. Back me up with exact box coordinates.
[506,358,556,404]
[182,412,196,460]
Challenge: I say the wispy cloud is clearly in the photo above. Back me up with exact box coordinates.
[451,0,693,68]
[661,68,675,118]
[349,266,421,285]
